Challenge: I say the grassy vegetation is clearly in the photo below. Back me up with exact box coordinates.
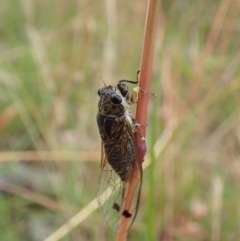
[0,0,240,240]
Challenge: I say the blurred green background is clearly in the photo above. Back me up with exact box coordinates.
[0,0,240,240]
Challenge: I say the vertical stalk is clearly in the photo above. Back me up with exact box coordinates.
[116,1,159,241]
[135,0,159,161]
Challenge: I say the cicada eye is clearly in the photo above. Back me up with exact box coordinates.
[97,88,102,96]
[117,83,128,97]
[110,93,122,104]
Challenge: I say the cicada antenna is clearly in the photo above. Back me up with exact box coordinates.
[102,79,107,87]
[98,74,107,86]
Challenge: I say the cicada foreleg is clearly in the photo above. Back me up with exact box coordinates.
[135,69,157,99]
[132,85,156,103]
[125,116,146,142]
[133,122,147,142]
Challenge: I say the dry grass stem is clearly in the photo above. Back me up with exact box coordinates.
[135,0,159,160]
[0,151,99,162]
[161,50,178,236]
[43,197,99,241]
[116,160,142,241]
[188,0,231,103]
[116,0,159,240]
[0,180,74,212]
[203,0,231,59]
[211,176,223,241]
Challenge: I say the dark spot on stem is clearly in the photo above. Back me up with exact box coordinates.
[122,210,132,218]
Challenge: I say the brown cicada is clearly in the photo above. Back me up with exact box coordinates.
[96,76,143,233]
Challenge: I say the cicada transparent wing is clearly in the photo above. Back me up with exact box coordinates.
[97,117,142,233]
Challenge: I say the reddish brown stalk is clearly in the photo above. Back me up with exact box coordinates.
[135,0,159,161]
[116,161,141,241]
[116,1,159,241]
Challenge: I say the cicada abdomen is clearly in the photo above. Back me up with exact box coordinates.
[96,78,143,233]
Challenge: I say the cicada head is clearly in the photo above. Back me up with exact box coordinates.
[97,85,125,117]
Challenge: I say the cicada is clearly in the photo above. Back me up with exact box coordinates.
[96,76,143,233]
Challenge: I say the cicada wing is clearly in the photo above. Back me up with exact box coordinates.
[117,121,143,232]
[97,155,124,232]
[97,124,142,233]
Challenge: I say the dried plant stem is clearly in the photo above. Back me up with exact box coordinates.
[43,197,99,241]
[161,49,178,237]
[0,180,74,212]
[211,176,223,241]
[0,151,99,162]
[116,161,141,241]
[188,0,231,103]
[135,0,159,161]
[116,1,159,241]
